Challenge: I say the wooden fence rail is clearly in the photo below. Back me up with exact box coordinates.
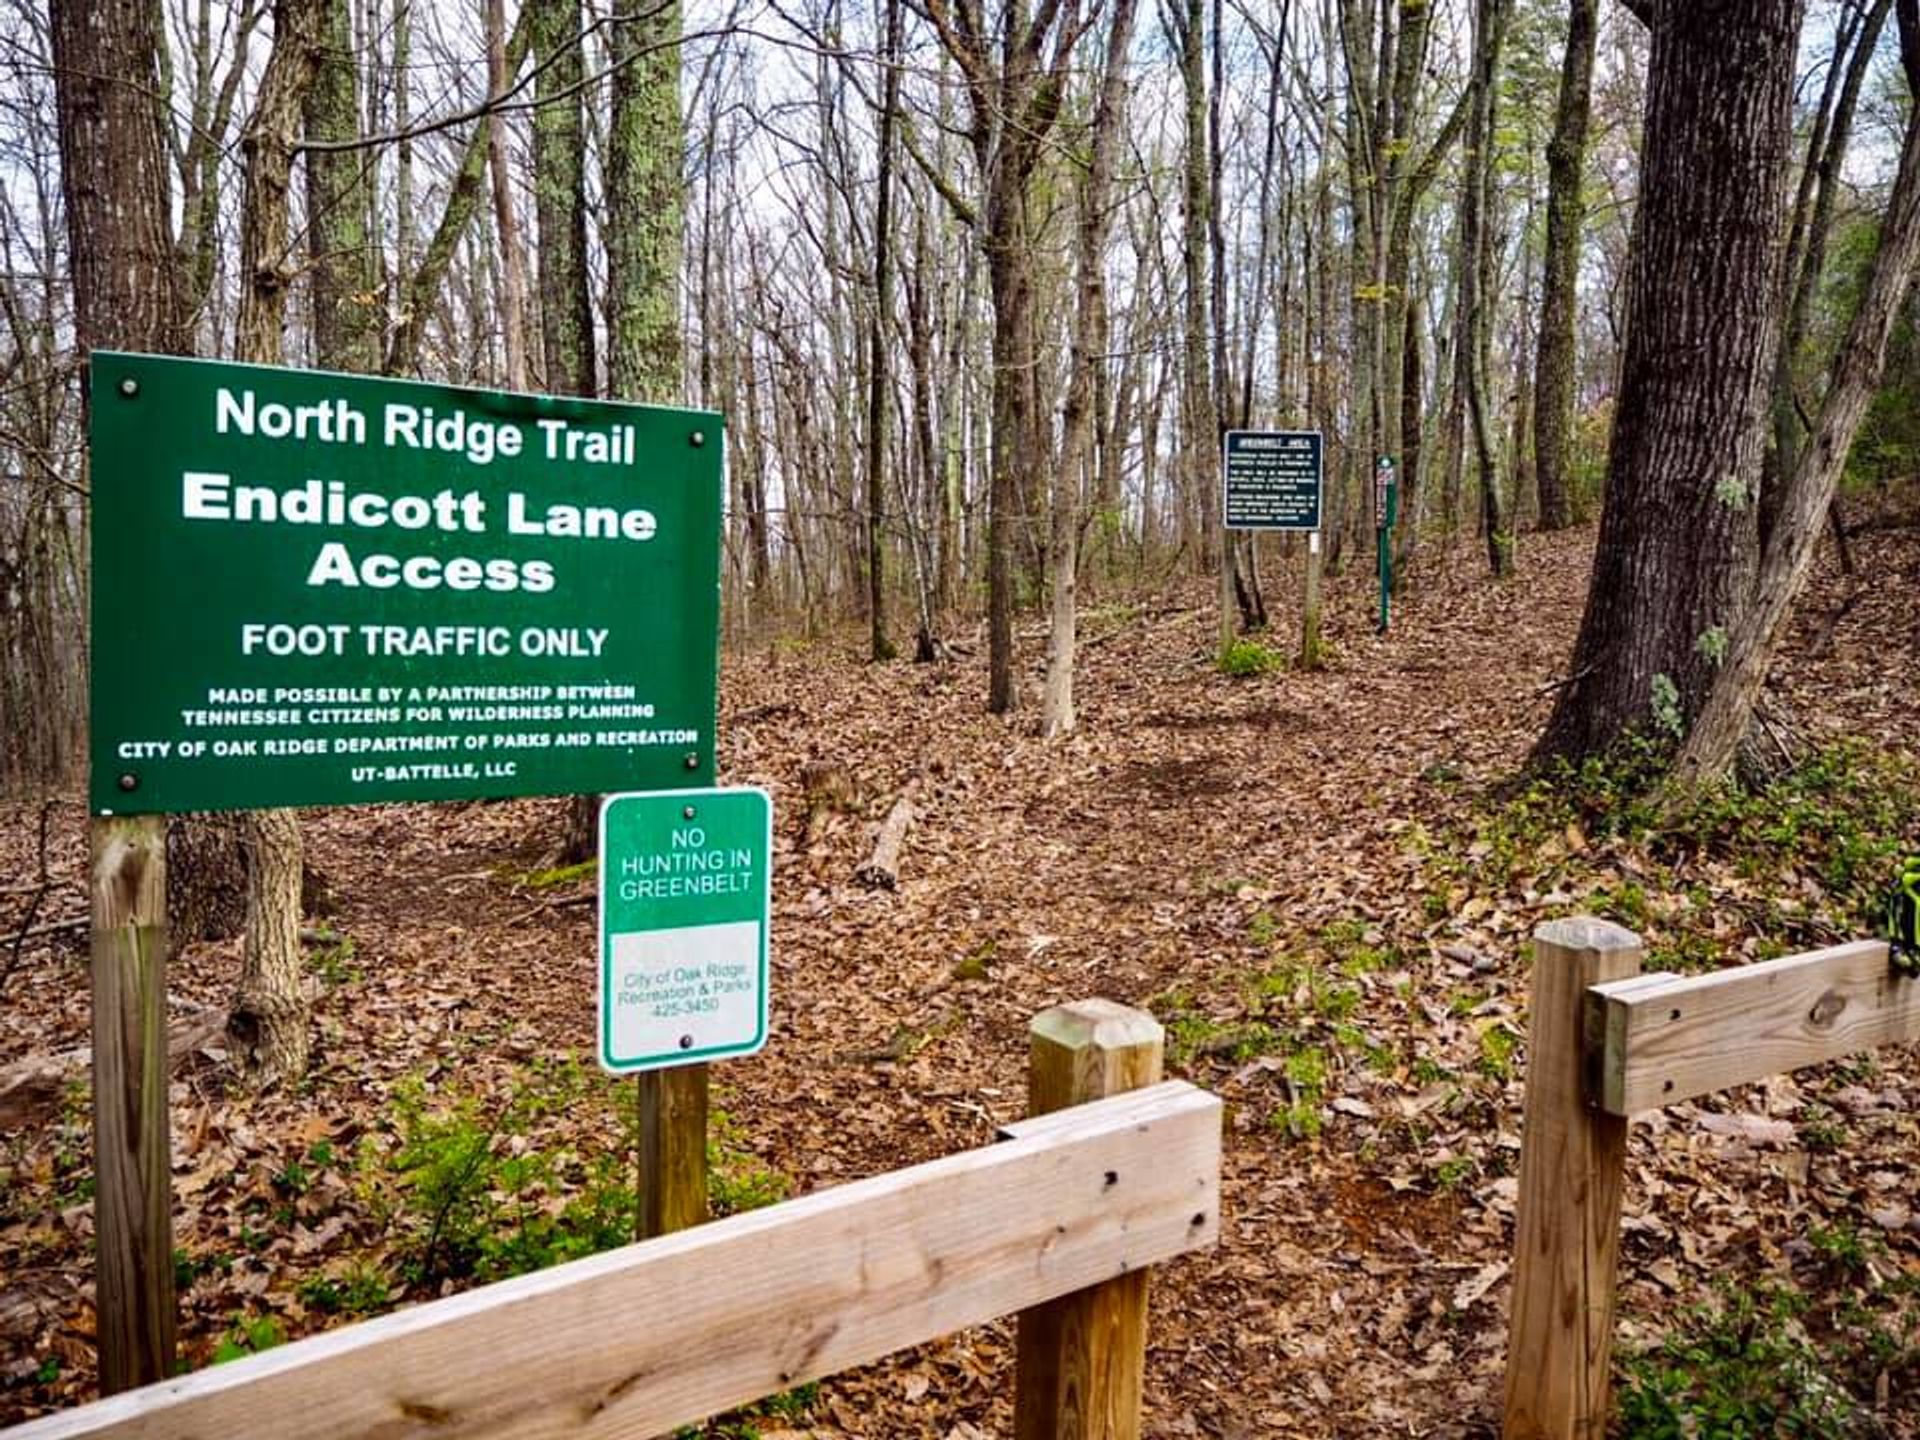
[1503,920,1920,1440]
[9,1004,1218,1440]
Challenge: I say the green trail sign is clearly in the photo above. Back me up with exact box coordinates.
[598,787,771,1074]
[1223,429,1322,531]
[88,352,722,814]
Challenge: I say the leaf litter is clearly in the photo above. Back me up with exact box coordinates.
[2,511,1918,1436]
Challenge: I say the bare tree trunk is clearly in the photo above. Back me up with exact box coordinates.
[530,0,594,397]
[1042,0,1139,736]
[230,0,326,1090]
[865,0,902,662]
[1532,0,1598,532]
[486,0,528,389]
[304,0,380,371]
[1462,0,1513,577]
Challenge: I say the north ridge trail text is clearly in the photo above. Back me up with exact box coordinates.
[192,386,662,594]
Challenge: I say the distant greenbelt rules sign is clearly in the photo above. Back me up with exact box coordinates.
[1223,429,1322,531]
[598,788,771,1074]
[88,352,722,813]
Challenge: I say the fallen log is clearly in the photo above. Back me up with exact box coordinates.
[0,1005,225,1130]
[857,795,916,890]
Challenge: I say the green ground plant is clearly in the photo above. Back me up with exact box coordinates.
[1217,637,1286,677]
[1426,740,1920,966]
[365,1057,790,1286]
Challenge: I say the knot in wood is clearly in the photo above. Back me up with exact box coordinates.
[1807,989,1847,1029]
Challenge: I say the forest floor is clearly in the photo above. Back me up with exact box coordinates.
[5,503,1920,1437]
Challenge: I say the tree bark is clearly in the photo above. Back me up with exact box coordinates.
[485,0,529,389]
[1675,1,1920,784]
[1462,0,1513,577]
[865,0,902,663]
[1532,0,1598,532]
[606,0,685,403]
[1537,0,1804,764]
[304,0,380,372]
[230,0,325,1091]
[530,0,595,398]
[1042,0,1138,736]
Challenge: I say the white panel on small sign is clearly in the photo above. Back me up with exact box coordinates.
[607,919,765,1068]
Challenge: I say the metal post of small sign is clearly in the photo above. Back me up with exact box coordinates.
[1222,429,1323,662]
[1374,454,1396,634]
[598,788,772,1239]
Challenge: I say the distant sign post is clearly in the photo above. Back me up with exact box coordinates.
[598,788,771,1075]
[1223,429,1324,668]
[1223,429,1322,532]
[89,351,722,813]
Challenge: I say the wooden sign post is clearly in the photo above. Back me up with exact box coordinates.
[88,817,175,1392]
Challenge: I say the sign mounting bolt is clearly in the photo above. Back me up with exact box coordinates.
[689,430,705,448]
[682,805,696,820]
[118,378,138,398]
[678,1035,694,1050]
[117,773,138,792]
[684,752,700,770]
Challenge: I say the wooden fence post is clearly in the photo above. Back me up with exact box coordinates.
[637,1065,708,1239]
[1503,917,1642,1439]
[1014,999,1164,1440]
[90,815,176,1392]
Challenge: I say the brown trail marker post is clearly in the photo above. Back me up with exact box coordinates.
[1503,918,1642,1439]
[1014,999,1166,1440]
[637,1068,709,1238]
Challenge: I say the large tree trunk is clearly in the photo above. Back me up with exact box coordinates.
[1176,0,1224,646]
[605,0,684,399]
[562,0,685,861]
[1462,0,1513,577]
[1532,0,1598,532]
[304,0,380,372]
[1675,2,1920,783]
[1537,0,1803,763]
